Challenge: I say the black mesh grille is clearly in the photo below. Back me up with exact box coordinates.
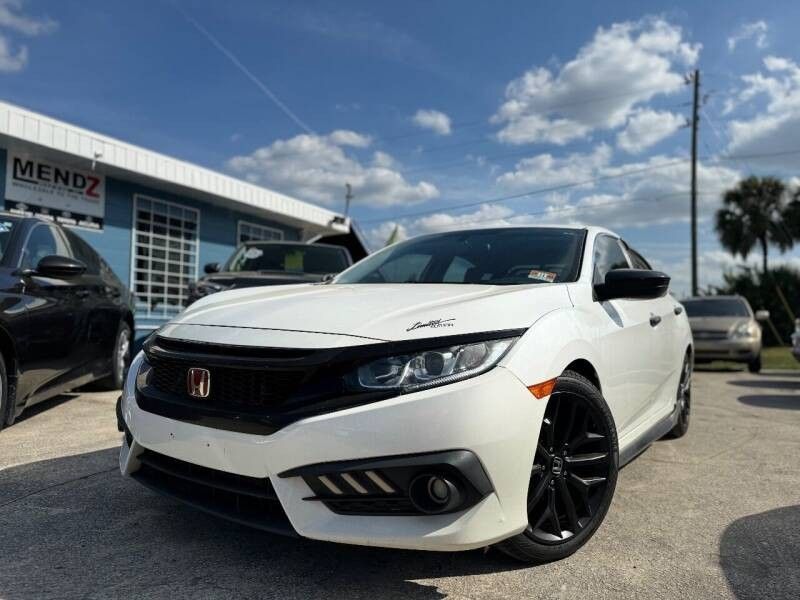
[132,449,296,536]
[148,356,306,409]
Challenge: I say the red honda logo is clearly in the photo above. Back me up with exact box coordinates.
[187,368,210,398]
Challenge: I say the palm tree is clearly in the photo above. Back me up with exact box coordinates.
[715,176,798,275]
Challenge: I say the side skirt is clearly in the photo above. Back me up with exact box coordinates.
[619,406,679,468]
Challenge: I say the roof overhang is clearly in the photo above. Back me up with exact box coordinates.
[0,101,349,237]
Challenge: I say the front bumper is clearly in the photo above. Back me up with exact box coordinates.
[693,338,760,362]
[119,363,545,551]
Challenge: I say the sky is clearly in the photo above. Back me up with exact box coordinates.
[3,0,800,296]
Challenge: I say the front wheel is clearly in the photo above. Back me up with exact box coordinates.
[747,354,762,373]
[666,354,692,439]
[495,370,619,563]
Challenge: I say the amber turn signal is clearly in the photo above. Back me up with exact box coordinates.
[528,378,557,399]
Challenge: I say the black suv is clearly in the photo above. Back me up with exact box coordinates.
[0,214,135,431]
[187,241,353,304]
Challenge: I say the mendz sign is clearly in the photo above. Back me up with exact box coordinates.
[4,153,105,229]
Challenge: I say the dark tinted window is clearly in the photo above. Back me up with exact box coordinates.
[21,224,70,270]
[0,218,17,262]
[336,228,585,285]
[624,243,652,270]
[593,235,629,284]
[225,243,349,275]
[683,299,750,317]
[64,229,101,274]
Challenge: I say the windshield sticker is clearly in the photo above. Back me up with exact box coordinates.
[528,270,557,283]
[243,247,263,260]
[406,318,456,332]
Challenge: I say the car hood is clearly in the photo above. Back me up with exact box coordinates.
[688,316,749,332]
[166,283,573,346]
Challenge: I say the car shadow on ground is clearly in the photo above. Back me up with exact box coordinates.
[11,393,79,423]
[0,448,529,600]
[737,394,800,410]
[720,505,800,600]
[727,379,800,391]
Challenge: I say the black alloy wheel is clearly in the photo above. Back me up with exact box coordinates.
[667,353,692,438]
[496,370,618,563]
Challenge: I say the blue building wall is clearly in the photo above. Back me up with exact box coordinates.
[0,145,302,340]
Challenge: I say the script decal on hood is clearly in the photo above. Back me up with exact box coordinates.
[406,318,456,332]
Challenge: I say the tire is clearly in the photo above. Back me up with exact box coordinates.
[0,353,9,432]
[666,353,692,439]
[747,355,762,373]
[96,322,132,391]
[494,370,619,563]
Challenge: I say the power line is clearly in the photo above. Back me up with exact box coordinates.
[361,158,692,223]
[170,1,315,135]
[361,146,800,225]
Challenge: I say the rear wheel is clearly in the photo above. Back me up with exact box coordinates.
[96,322,132,391]
[495,370,618,563]
[747,354,762,373]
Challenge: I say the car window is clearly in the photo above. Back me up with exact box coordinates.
[593,235,630,284]
[63,229,101,274]
[21,224,71,270]
[336,228,585,285]
[225,244,350,274]
[623,242,652,270]
[682,298,751,317]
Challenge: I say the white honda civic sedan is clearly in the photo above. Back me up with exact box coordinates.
[119,226,693,563]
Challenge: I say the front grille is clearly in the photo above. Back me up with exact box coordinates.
[692,330,729,340]
[132,449,296,536]
[148,356,304,409]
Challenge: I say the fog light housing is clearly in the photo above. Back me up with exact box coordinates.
[409,473,462,514]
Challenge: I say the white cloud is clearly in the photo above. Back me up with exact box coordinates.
[616,109,684,153]
[0,0,56,36]
[227,130,439,208]
[412,109,452,136]
[726,55,800,169]
[491,17,699,145]
[0,33,25,72]
[496,143,613,190]
[0,0,57,73]
[727,21,768,52]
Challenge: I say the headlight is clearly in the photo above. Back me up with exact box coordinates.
[350,337,518,392]
[731,321,758,339]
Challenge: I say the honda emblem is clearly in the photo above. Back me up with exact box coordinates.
[187,368,210,398]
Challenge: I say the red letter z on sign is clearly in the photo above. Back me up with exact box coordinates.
[85,176,101,198]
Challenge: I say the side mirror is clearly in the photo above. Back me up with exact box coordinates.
[594,269,670,302]
[35,255,86,278]
[204,262,220,274]
[755,309,770,322]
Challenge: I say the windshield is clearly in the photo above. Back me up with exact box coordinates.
[336,228,585,285]
[0,219,16,261]
[683,298,751,317]
[225,244,349,275]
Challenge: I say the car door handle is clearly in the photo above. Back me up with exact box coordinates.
[649,314,662,327]
[674,306,683,315]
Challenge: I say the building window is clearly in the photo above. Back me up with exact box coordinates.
[238,220,284,244]
[132,195,199,320]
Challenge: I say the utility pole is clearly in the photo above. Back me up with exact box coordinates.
[690,69,700,296]
[344,183,353,217]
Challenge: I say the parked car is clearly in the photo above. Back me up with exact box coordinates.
[682,295,767,372]
[187,241,352,305]
[792,319,800,362]
[120,226,693,563]
[0,214,134,431]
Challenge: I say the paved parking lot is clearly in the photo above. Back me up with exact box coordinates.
[0,369,798,600]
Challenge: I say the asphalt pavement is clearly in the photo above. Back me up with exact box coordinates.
[0,369,798,600]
